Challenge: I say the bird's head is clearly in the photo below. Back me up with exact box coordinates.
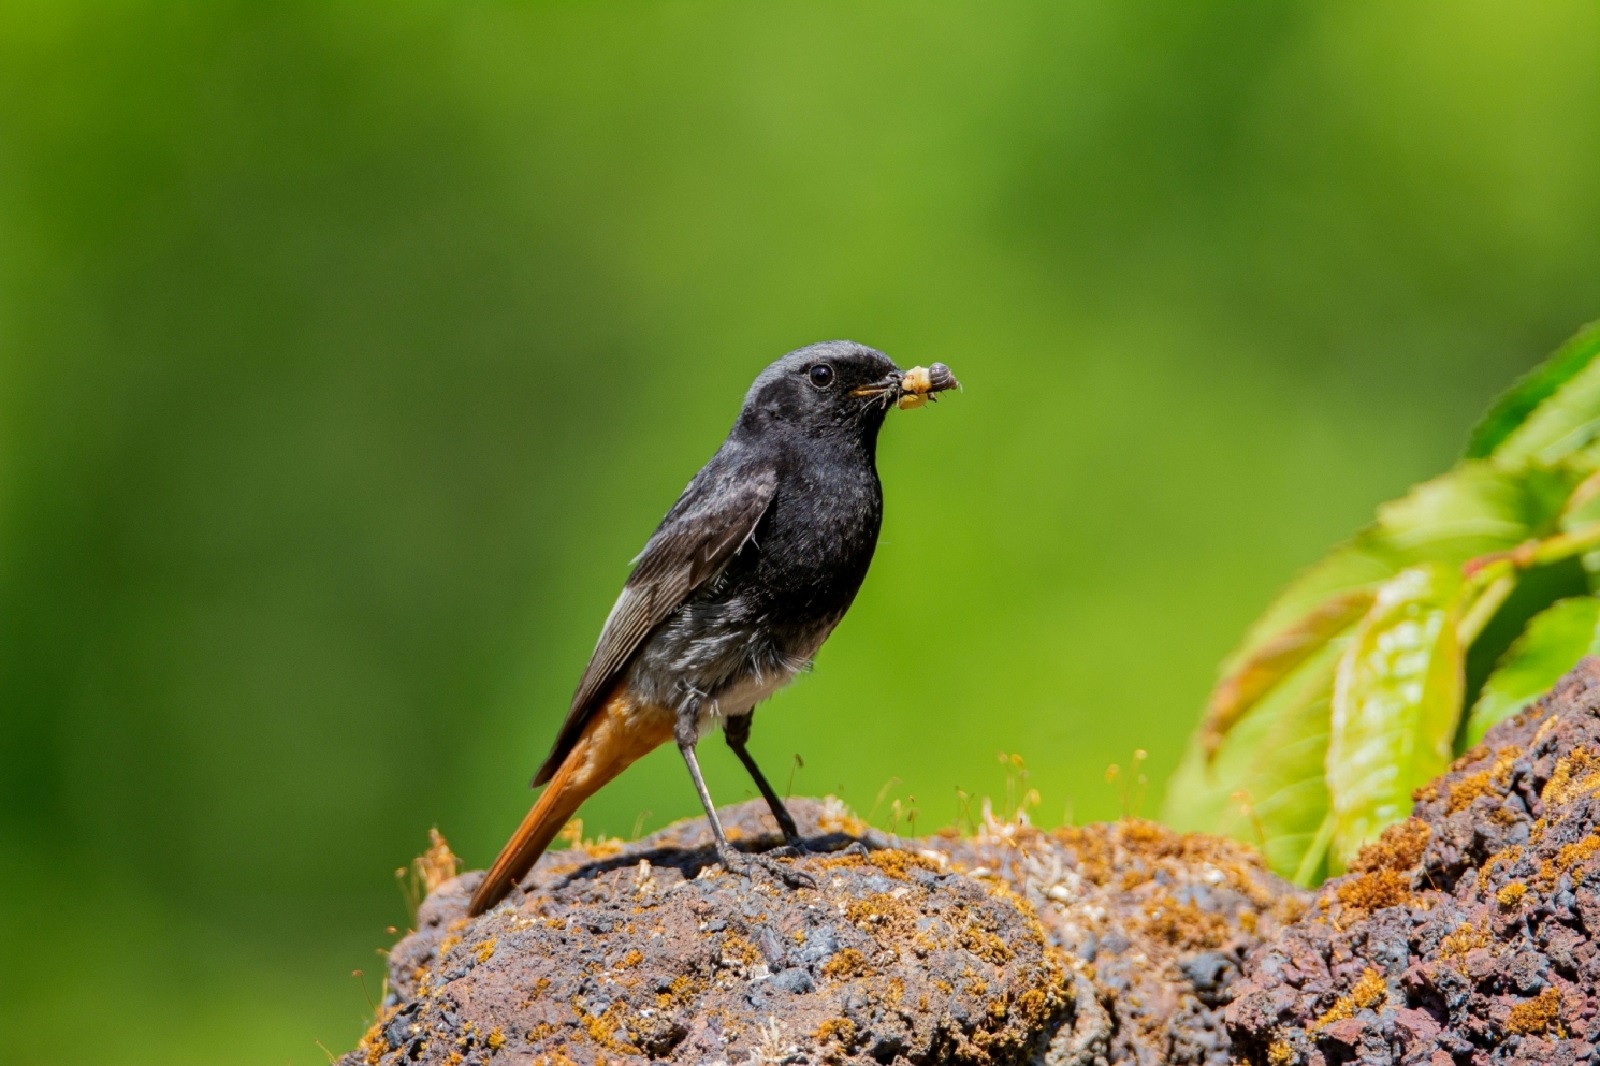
[736,340,957,447]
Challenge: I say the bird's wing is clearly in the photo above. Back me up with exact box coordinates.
[531,461,778,786]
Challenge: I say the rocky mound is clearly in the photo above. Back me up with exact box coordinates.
[1227,657,1600,1066]
[342,800,1303,1065]
[349,801,1069,1066]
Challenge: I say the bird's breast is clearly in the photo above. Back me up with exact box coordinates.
[749,465,883,616]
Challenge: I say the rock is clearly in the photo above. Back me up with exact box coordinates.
[1227,656,1600,1066]
[342,800,1304,1065]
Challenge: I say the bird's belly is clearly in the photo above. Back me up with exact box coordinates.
[691,668,795,737]
[624,608,836,737]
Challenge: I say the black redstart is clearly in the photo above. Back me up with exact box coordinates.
[469,341,957,915]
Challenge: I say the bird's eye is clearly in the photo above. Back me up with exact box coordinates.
[808,364,835,389]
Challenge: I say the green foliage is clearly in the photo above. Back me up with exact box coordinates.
[1166,323,1600,882]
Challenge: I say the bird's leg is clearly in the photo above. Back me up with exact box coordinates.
[677,721,813,889]
[724,714,803,847]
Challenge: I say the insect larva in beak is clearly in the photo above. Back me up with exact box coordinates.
[896,363,959,409]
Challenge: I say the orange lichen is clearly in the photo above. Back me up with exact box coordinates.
[1313,967,1388,1029]
[1012,985,1057,1028]
[1267,1040,1295,1066]
[959,922,1016,964]
[1441,748,1520,814]
[1542,748,1600,808]
[618,948,643,969]
[1537,833,1600,888]
[475,937,497,964]
[821,947,870,980]
[717,933,760,967]
[571,999,637,1054]
[1141,894,1230,950]
[866,849,941,880]
[814,1018,857,1045]
[655,973,698,1008]
[1335,869,1411,913]
[1497,881,1527,908]
[1507,987,1564,1036]
[357,1021,390,1065]
[1349,819,1431,874]
[486,1027,506,1051]
[845,893,920,940]
[1439,924,1491,959]
[1447,772,1496,812]
[1481,845,1523,878]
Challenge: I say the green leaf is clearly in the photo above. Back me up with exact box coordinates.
[1328,564,1465,866]
[1464,596,1600,747]
[1467,321,1600,460]
[1371,460,1578,563]
[1200,588,1374,760]
[1164,638,1343,884]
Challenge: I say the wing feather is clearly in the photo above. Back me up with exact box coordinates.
[531,461,777,785]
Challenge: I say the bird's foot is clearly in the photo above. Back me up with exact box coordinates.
[717,845,816,890]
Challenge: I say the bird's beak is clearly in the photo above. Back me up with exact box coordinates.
[850,374,903,403]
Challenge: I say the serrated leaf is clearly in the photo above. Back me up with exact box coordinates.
[1165,638,1343,884]
[1372,460,1577,561]
[1328,564,1465,866]
[1467,321,1600,460]
[1464,596,1600,747]
[1482,325,1600,467]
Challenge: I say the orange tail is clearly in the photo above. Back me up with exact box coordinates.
[468,689,674,916]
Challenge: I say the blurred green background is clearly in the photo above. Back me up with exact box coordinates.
[3,1,1600,1062]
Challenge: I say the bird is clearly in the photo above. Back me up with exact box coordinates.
[468,341,958,915]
